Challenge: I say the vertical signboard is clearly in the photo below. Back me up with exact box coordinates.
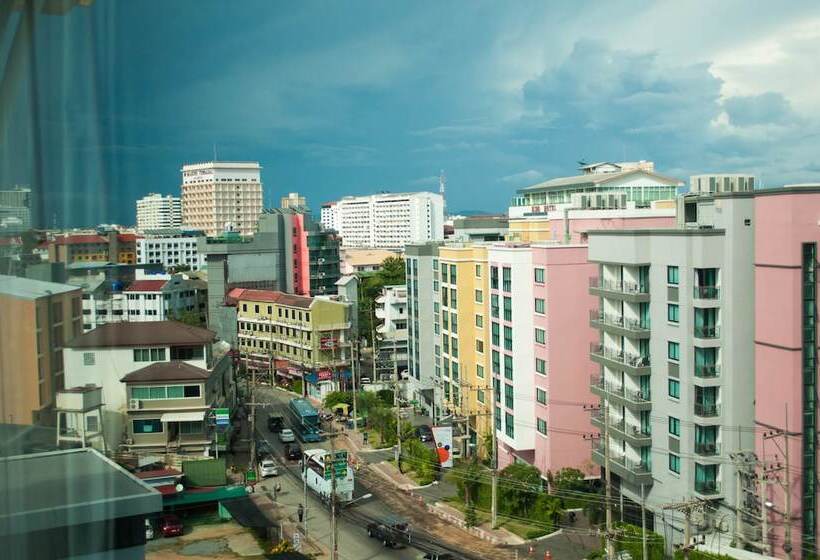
[431,426,454,468]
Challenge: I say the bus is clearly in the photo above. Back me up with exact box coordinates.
[302,448,354,503]
[288,398,322,442]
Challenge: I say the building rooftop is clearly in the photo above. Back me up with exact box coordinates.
[125,279,168,292]
[341,248,400,266]
[0,274,80,300]
[53,234,108,245]
[121,361,211,383]
[233,288,314,309]
[517,168,684,193]
[0,448,161,536]
[65,321,215,349]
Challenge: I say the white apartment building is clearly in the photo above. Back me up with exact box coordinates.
[374,285,409,382]
[181,161,263,236]
[136,232,206,271]
[320,202,339,232]
[335,192,444,249]
[136,193,182,232]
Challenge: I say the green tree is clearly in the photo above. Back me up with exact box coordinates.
[375,389,394,407]
[378,256,406,286]
[464,501,478,528]
[532,493,564,527]
[481,432,494,466]
[551,467,586,492]
[323,391,352,410]
[170,310,203,327]
[498,463,542,516]
[461,459,483,508]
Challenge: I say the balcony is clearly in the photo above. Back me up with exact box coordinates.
[589,277,650,302]
[589,376,652,411]
[589,311,650,338]
[590,412,652,446]
[591,444,653,486]
[694,402,721,418]
[694,325,720,339]
[589,343,651,375]
[693,286,720,300]
[694,479,722,497]
[694,364,720,379]
[694,441,721,457]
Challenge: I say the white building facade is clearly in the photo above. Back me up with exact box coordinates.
[335,192,444,249]
[136,193,182,231]
[320,202,339,232]
[374,285,409,382]
[136,233,206,271]
[181,161,263,236]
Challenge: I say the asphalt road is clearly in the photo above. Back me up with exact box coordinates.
[252,386,423,560]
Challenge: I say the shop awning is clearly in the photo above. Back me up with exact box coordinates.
[160,411,206,423]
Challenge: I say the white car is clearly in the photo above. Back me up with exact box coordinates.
[279,428,296,443]
[259,458,279,478]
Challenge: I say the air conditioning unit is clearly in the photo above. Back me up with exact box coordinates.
[128,399,143,410]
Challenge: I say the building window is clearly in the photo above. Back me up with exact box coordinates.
[475,264,482,278]
[668,341,680,361]
[83,352,96,366]
[535,358,546,375]
[535,298,545,314]
[502,267,512,292]
[492,322,500,346]
[133,348,166,362]
[537,418,548,435]
[477,389,485,404]
[242,304,247,312]
[669,453,681,474]
[133,419,163,434]
[668,378,680,399]
[450,264,457,283]
[491,294,499,318]
[442,265,449,283]
[503,326,513,350]
[535,328,546,345]
[503,297,512,321]
[475,289,483,303]
[505,413,515,438]
[490,266,498,289]
[669,416,681,437]
[491,350,500,374]
[451,313,458,333]
[534,268,545,284]
[667,266,679,285]
[476,364,485,379]
[503,354,513,379]
[668,304,680,323]
[536,388,547,404]
[476,339,484,353]
[180,421,204,434]
[475,314,483,328]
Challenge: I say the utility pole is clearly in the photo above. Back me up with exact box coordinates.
[330,432,339,560]
[350,339,359,432]
[394,347,402,470]
[604,401,615,560]
[490,375,498,529]
[249,365,257,472]
[641,483,648,560]
[303,455,309,539]
[783,405,792,560]
[759,473,770,555]
[661,500,705,560]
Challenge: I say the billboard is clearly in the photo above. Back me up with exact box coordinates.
[431,426,454,468]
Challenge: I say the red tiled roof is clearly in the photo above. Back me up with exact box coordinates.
[65,321,215,349]
[117,233,138,243]
[0,236,21,246]
[120,361,211,383]
[125,279,167,292]
[237,289,313,308]
[54,234,108,245]
[135,468,182,480]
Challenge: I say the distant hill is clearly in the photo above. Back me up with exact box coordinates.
[449,209,497,217]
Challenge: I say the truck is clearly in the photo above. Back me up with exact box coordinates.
[366,518,410,548]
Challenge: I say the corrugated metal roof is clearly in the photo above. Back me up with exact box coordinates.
[0,274,80,300]
[66,321,215,349]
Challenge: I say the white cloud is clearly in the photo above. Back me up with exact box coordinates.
[501,169,543,184]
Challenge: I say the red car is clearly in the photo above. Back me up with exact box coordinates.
[160,514,183,537]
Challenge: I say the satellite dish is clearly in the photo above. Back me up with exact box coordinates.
[175,483,184,493]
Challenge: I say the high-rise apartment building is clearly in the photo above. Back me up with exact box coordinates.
[405,242,443,418]
[136,193,182,232]
[0,275,82,425]
[438,245,493,458]
[335,191,444,249]
[320,202,339,232]
[181,161,263,236]
[374,285,409,383]
[280,192,306,209]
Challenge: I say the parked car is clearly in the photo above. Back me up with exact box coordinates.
[416,425,433,442]
[267,414,284,432]
[279,428,296,443]
[366,520,410,548]
[359,376,371,384]
[259,458,279,478]
[159,514,183,537]
[285,443,302,461]
[144,518,154,540]
[256,439,273,456]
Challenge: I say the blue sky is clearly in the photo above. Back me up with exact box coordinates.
[6,0,820,226]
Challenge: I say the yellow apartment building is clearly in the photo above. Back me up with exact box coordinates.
[438,244,492,458]
[507,218,552,242]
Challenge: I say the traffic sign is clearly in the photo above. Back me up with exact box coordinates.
[215,408,230,426]
[246,469,257,483]
[323,450,348,480]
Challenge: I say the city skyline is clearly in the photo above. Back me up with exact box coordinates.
[5,0,820,227]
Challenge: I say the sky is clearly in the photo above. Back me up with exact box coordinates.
[5,0,820,227]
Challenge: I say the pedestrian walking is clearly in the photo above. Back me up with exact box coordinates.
[297,503,304,523]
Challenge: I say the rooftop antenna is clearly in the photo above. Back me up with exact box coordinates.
[439,169,447,217]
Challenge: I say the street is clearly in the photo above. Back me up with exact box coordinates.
[251,385,424,560]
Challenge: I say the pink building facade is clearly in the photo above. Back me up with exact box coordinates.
[754,188,820,559]
[548,213,676,244]
[290,213,310,296]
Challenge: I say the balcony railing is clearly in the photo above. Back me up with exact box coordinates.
[595,443,651,473]
[589,277,650,296]
[694,441,721,456]
[694,325,720,339]
[590,311,651,332]
[589,376,651,404]
[694,402,721,417]
[590,343,651,368]
[694,364,720,378]
[694,286,720,299]
[694,480,722,495]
